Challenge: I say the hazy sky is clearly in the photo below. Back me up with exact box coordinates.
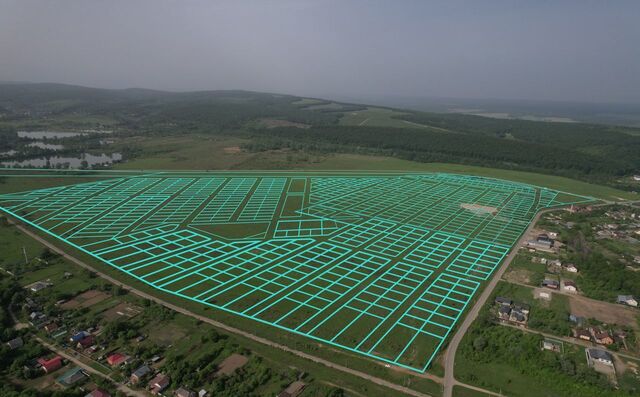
[1,0,639,103]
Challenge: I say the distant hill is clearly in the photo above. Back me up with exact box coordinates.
[1,82,639,190]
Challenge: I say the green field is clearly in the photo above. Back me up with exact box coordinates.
[0,171,593,375]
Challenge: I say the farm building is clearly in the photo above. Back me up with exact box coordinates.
[617,295,638,307]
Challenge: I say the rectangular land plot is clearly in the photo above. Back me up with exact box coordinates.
[0,172,594,374]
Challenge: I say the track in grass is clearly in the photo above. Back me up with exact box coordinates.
[0,172,594,372]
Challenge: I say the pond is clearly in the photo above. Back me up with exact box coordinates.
[1,153,122,169]
[27,142,65,150]
[18,131,84,139]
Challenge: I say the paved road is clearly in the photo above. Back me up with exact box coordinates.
[8,218,431,397]
[442,209,552,397]
[34,336,146,397]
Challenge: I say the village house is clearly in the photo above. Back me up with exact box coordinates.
[29,281,52,293]
[587,348,614,366]
[131,365,152,384]
[591,328,614,345]
[70,331,90,343]
[77,335,95,349]
[495,296,512,306]
[149,373,170,395]
[542,279,559,290]
[562,280,578,293]
[85,389,111,397]
[44,322,59,333]
[6,337,23,350]
[509,309,527,325]
[57,367,87,387]
[563,263,578,273]
[574,329,592,342]
[617,295,638,307]
[175,387,196,397]
[106,353,130,367]
[38,355,63,373]
[498,305,511,321]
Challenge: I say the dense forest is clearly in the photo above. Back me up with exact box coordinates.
[1,83,639,188]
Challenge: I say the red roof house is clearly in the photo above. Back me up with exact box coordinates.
[77,335,95,349]
[106,353,129,367]
[38,355,63,373]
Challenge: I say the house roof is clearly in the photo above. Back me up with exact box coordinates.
[6,337,23,350]
[149,373,170,388]
[86,389,111,397]
[175,387,195,397]
[58,367,86,386]
[498,306,511,314]
[132,365,151,378]
[588,348,613,361]
[618,295,635,301]
[78,335,95,347]
[38,356,63,372]
[495,296,512,304]
[106,353,128,366]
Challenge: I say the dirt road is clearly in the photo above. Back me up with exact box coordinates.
[442,209,551,397]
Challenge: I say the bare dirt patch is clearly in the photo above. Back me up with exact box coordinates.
[503,268,532,285]
[148,323,186,346]
[223,146,242,154]
[103,302,143,321]
[216,353,248,376]
[461,203,497,216]
[570,296,639,329]
[61,290,110,310]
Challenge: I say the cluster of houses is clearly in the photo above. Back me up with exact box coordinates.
[494,296,529,327]
[573,327,615,345]
[594,210,640,244]
[532,257,579,272]
[128,362,211,397]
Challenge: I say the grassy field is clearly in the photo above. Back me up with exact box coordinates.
[1,221,421,397]
[302,154,635,201]
[339,107,415,128]
[106,133,638,201]
[113,135,255,170]
[452,385,493,397]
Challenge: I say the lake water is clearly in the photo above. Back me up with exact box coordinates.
[18,131,84,139]
[1,153,123,168]
[27,142,65,150]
